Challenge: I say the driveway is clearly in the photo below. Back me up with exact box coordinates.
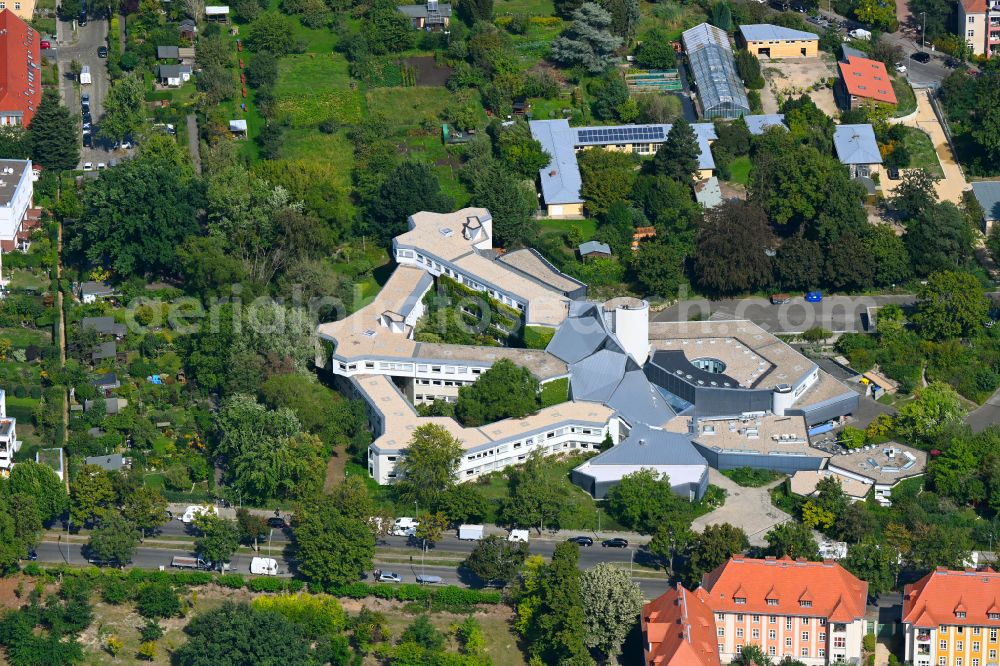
[692,469,790,547]
[653,294,919,334]
[885,89,968,204]
[53,16,121,167]
[967,388,1000,432]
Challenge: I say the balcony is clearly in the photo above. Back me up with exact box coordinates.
[917,645,930,656]
[916,632,931,642]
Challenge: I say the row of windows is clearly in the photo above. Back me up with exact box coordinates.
[940,627,1000,639]
[941,658,986,666]
[735,598,813,609]
[461,441,593,477]
[414,394,456,403]
[0,3,24,9]
[723,628,826,643]
[939,639,999,652]
[722,614,828,628]
[415,378,468,387]
[730,644,827,658]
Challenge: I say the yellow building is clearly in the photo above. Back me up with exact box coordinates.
[0,0,35,22]
[738,24,819,58]
[904,568,1000,666]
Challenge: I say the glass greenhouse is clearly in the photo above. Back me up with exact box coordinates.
[681,23,751,120]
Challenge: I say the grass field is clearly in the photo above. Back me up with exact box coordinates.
[900,126,944,177]
[726,156,752,185]
[367,86,456,129]
[538,217,597,239]
[892,76,917,117]
[274,54,364,126]
[0,327,51,347]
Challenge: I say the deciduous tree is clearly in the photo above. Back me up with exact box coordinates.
[393,424,463,508]
[462,535,528,585]
[606,468,687,534]
[455,359,539,426]
[121,485,168,539]
[684,523,749,586]
[693,200,775,295]
[913,270,987,339]
[578,147,639,216]
[764,521,816,560]
[100,74,147,145]
[71,464,117,526]
[294,498,375,589]
[194,514,241,569]
[580,563,644,659]
[88,513,139,565]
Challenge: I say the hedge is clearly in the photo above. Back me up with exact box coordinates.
[19,566,499,608]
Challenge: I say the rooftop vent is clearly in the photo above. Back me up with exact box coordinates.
[439,227,453,237]
[362,329,376,338]
[549,170,557,177]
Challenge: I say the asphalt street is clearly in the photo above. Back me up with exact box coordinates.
[34,536,672,598]
[653,294,919,334]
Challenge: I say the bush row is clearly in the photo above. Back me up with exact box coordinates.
[19,566,502,609]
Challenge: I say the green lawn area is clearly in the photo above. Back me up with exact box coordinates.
[273,54,364,126]
[494,0,555,16]
[641,0,708,40]
[527,95,575,121]
[0,327,51,348]
[726,156,752,185]
[8,269,50,292]
[367,86,456,129]
[900,126,944,177]
[538,217,598,240]
[279,129,354,195]
[892,76,917,117]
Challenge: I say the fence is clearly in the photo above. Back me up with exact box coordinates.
[927,89,967,180]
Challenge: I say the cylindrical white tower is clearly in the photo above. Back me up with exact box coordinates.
[772,384,795,416]
[603,297,650,365]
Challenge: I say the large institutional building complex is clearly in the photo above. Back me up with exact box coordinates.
[317,207,859,499]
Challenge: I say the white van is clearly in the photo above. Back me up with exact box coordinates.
[181,505,219,524]
[250,557,278,575]
[508,529,529,543]
[392,517,419,536]
[458,524,485,541]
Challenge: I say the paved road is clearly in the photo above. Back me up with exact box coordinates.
[53,15,123,167]
[968,390,1000,433]
[35,538,672,598]
[653,294,918,334]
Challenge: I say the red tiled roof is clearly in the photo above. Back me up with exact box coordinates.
[903,568,1000,628]
[701,556,868,622]
[962,0,987,14]
[838,55,897,106]
[0,10,41,126]
[642,584,721,666]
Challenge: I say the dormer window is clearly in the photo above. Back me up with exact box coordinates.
[735,597,747,605]
[766,599,779,606]
[957,611,967,619]
[800,600,813,608]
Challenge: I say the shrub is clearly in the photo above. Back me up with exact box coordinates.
[523,325,555,350]
[101,578,131,604]
[801,327,833,342]
[863,633,876,652]
[248,577,286,592]
[139,620,164,642]
[216,574,245,589]
[138,641,157,661]
[135,583,181,619]
[13,385,26,398]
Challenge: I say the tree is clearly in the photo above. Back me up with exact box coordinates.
[550,3,622,74]
[100,74,147,145]
[400,615,445,651]
[782,95,834,152]
[194,514,241,569]
[497,121,551,180]
[631,238,687,298]
[866,224,911,287]
[824,232,874,290]
[366,162,453,241]
[634,29,676,69]
[364,0,415,55]
[684,523,749,586]
[465,160,537,247]
[648,512,695,577]
[245,14,297,54]
[68,151,200,278]
[136,583,181,619]
[579,563,643,659]
[764,521,817,560]
[891,169,939,221]
[606,469,687,534]
[0,125,29,160]
[590,71,631,121]
[905,202,975,276]
[173,602,316,666]
[913,270,988,340]
[775,235,822,290]
[71,464,116,526]
[734,645,772,666]
[843,540,899,597]
[121,486,168,539]
[854,0,896,31]
[9,460,66,523]
[693,200,775,295]
[653,118,700,185]
[295,498,375,589]
[88,513,139,565]
[414,511,449,546]
[601,0,639,39]
[457,0,492,23]
[7,494,42,549]
[236,507,268,550]
[910,523,972,571]
[577,146,638,216]
[709,0,732,31]
[455,359,539,427]
[974,85,1000,162]
[893,381,966,446]
[519,543,593,665]
[392,424,463,509]
[434,483,489,524]
[462,535,528,585]
[28,89,79,172]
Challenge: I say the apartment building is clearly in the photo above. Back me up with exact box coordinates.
[959,0,1000,57]
[643,584,722,666]
[0,389,20,476]
[903,568,1000,666]
[698,556,867,665]
[0,10,41,126]
[0,159,34,253]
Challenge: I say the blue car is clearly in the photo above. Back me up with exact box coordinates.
[805,291,823,302]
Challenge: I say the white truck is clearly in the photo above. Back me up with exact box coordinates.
[79,66,91,85]
[392,517,418,536]
[847,28,871,41]
[508,529,530,543]
[171,556,229,571]
[250,557,279,576]
[181,505,219,524]
[458,524,485,541]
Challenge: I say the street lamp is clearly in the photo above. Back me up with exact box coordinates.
[920,11,926,49]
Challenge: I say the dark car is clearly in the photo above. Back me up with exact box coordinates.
[267,516,286,528]
[805,290,823,303]
[887,167,900,180]
[82,132,92,148]
[770,293,790,305]
[23,549,37,561]
[567,536,594,547]
[911,51,931,63]
[97,46,108,58]
[78,11,87,25]
[602,538,629,548]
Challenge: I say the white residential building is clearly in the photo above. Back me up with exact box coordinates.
[0,389,21,475]
[0,159,32,253]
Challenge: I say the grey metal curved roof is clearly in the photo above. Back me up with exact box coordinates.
[682,23,750,119]
[570,349,629,402]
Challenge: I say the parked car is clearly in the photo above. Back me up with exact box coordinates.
[97,46,108,58]
[894,62,907,73]
[97,162,106,170]
[23,549,37,561]
[83,162,93,171]
[911,51,931,63]
[392,517,419,536]
[416,575,443,584]
[567,536,594,547]
[887,167,901,180]
[78,11,87,25]
[82,132,92,148]
[770,293,790,305]
[602,538,629,548]
[267,516,286,528]
[81,93,89,103]
[805,291,823,302]
[376,570,402,583]
[39,40,51,49]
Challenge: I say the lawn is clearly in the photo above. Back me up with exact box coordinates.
[0,327,51,347]
[538,217,598,240]
[726,156,752,185]
[367,86,457,130]
[900,126,944,177]
[279,128,355,195]
[8,269,50,292]
[641,0,708,41]
[892,76,917,117]
[494,0,556,16]
[273,54,364,126]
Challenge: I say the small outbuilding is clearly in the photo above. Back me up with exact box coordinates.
[738,24,819,58]
[82,316,126,338]
[84,453,131,471]
[578,240,612,260]
[156,45,180,60]
[157,64,193,87]
[694,176,723,209]
[205,5,230,21]
[229,119,248,138]
[833,124,883,179]
[179,19,197,40]
[396,0,451,29]
[79,280,117,304]
[743,113,786,135]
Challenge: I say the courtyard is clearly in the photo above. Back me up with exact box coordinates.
[759,56,840,117]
